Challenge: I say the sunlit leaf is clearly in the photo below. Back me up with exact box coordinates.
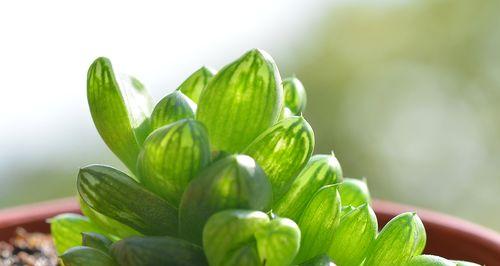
[137,119,211,206]
[79,197,140,239]
[273,153,342,221]
[111,236,207,266]
[299,254,337,266]
[283,76,307,114]
[295,185,341,263]
[179,66,216,103]
[203,210,300,266]
[60,246,117,266]
[49,213,105,254]
[364,212,426,266]
[82,232,113,254]
[244,116,314,201]
[339,177,371,207]
[87,57,153,173]
[328,204,378,266]
[406,255,455,266]
[197,49,284,153]
[77,164,178,236]
[179,155,272,244]
[150,91,196,131]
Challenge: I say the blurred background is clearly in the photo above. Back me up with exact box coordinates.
[1,0,499,231]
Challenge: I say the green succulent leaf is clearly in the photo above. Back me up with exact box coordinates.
[137,119,211,206]
[283,76,307,114]
[150,91,197,131]
[364,212,427,266]
[82,232,113,254]
[339,177,371,207]
[79,197,140,239]
[406,255,455,266]
[110,236,207,266]
[179,154,272,245]
[453,261,481,266]
[299,254,337,266]
[295,185,342,263]
[340,205,356,216]
[254,217,301,266]
[328,204,378,266]
[196,49,284,153]
[178,66,216,103]
[203,210,300,266]
[60,246,117,266]
[87,57,153,173]
[77,165,178,236]
[244,116,314,201]
[49,213,105,254]
[273,153,342,221]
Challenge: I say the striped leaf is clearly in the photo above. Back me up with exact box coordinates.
[273,153,342,221]
[203,210,300,266]
[137,119,211,207]
[79,197,140,239]
[82,233,113,254]
[406,255,455,266]
[60,246,117,266]
[87,57,153,173]
[295,185,341,263]
[283,76,307,114]
[299,254,336,266]
[49,213,105,254]
[196,49,284,153]
[77,165,178,236]
[339,177,371,207]
[150,91,196,131]
[179,154,272,245]
[364,212,427,266]
[178,66,216,103]
[244,116,314,201]
[328,204,378,266]
[111,236,207,266]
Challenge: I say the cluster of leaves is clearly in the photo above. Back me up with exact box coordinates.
[50,49,479,266]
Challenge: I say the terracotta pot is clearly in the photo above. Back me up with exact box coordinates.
[0,198,499,265]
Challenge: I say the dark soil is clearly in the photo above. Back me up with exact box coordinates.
[0,228,58,266]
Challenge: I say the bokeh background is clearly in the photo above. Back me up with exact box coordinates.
[1,0,499,231]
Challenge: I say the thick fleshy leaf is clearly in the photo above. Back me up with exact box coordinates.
[178,66,216,103]
[82,232,113,254]
[111,236,207,266]
[364,212,427,266]
[328,204,378,266]
[87,57,153,173]
[49,213,105,254]
[79,197,140,239]
[196,49,284,153]
[137,119,211,206]
[295,185,342,263]
[299,254,337,266]
[453,261,481,266]
[77,165,178,236]
[339,177,371,207]
[283,76,307,114]
[244,116,314,201]
[179,155,272,244]
[255,217,301,266]
[60,246,116,266]
[406,255,455,266]
[273,153,342,221]
[150,91,196,131]
[203,210,300,266]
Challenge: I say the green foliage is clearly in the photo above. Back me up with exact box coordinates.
[50,50,480,266]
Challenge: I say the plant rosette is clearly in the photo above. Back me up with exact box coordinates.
[49,49,480,266]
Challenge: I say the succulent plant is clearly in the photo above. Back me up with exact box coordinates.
[50,49,480,266]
